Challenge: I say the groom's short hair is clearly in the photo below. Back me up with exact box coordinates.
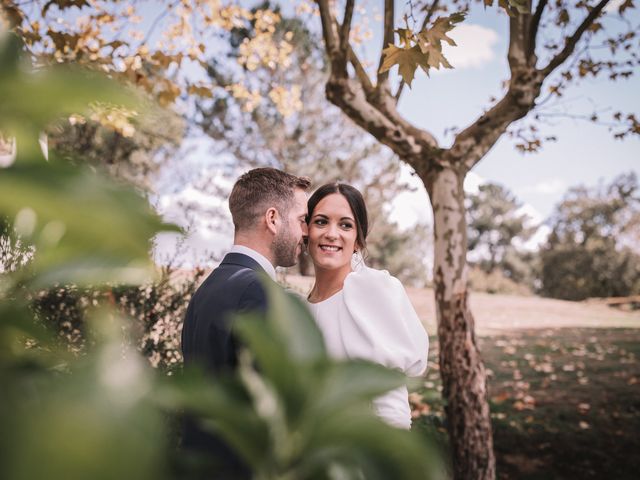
[229,167,310,231]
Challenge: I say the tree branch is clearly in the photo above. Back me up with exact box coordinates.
[527,0,547,59]
[142,1,179,47]
[541,0,610,76]
[420,0,440,31]
[316,0,341,72]
[315,0,440,174]
[316,0,373,95]
[325,77,437,163]
[394,81,405,102]
[348,44,374,94]
[339,0,355,64]
[376,0,395,88]
[449,59,546,172]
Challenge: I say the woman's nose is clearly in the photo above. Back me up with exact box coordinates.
[324,224,338,239]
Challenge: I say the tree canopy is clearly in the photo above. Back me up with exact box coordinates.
[541,172,640,300]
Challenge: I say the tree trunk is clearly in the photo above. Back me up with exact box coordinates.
[427,167,495,480]
[297,251,312,276]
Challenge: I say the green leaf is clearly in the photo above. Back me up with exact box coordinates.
[260,276,326,363]
[155,368,270,466]
[313,360,407,414]
[234,315,311,422]
[0,161,180,287]
[303,413,441,480]
[2,313,168,480]
[0,30,21,76]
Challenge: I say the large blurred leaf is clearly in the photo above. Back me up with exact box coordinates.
[183,279,443,479]
[259,275,327,362]
[0,161,180,287]
[0,312,169,480]
[305,414,441,480]
[155,367,270,465]
[0,32,137,155]
[312,360,407,414]
[234,314,312,422]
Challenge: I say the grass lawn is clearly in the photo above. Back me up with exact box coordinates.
[412,327,640,479]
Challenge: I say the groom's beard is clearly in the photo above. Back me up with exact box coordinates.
[273,222,301,268]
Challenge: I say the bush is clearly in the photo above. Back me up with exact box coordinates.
[31,268,205,370]
[540,173,640,301]
[468,266,533,296]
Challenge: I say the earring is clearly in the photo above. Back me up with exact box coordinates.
[351,250,364,270]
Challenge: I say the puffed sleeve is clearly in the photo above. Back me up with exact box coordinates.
[341,266,429,377]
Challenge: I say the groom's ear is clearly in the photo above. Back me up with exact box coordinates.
[265,207,279,235]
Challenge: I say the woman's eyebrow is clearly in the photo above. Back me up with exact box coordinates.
[312,213,354,221]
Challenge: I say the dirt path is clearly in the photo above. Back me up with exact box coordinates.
[283,275,640,336]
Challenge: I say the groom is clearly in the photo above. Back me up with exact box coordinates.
[181,167,310,476]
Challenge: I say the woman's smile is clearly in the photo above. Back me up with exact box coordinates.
[319,244,342,253]
[308,193,358,272]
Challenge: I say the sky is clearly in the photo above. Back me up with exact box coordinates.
[155,0,639,264]
[383,0,639,227]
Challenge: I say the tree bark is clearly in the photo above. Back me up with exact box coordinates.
[426,167,495,480]
[297,251,312,276]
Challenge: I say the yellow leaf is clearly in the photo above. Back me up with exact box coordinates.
[187,85,213,98]
[394,28,414,48]
[417,13,465,52]
[379,44,429,87]
[588,22,603,33]
[426,47,452,70]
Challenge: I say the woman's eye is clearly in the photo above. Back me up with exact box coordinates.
[341,223,353,229]
[314,219,327,226]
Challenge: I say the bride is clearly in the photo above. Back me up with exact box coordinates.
[304,182,429,429]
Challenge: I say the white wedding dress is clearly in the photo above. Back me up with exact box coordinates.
[306,264,429,429]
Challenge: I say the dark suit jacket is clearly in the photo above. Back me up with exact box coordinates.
[180,252,269,478]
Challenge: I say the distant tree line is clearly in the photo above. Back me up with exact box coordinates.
[466,172,640,301]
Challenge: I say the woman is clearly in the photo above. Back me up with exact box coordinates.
[305,183,429,429]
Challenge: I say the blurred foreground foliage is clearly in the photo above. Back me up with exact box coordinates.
[0,31,441,479]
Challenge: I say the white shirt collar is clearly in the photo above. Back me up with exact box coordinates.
[229,245,276,280]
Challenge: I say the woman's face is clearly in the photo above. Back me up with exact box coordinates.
[307,193,359,272]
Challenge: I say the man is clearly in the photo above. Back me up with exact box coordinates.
[180,167,310,476]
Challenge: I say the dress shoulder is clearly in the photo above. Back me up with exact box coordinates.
[341,266,429,376]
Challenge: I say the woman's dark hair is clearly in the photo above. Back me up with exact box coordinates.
[306,183,369,250]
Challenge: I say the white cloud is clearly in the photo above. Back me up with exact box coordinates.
[516,203,544,225]
[521,224,551,251]
[153,172,234,267]
[389,169,488,229]
[464,171,485,194]
[604,0,625,13]
[521,178,566,195]
[441,24,499,70]
[514,204,550,251]
[389,164,432,229]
